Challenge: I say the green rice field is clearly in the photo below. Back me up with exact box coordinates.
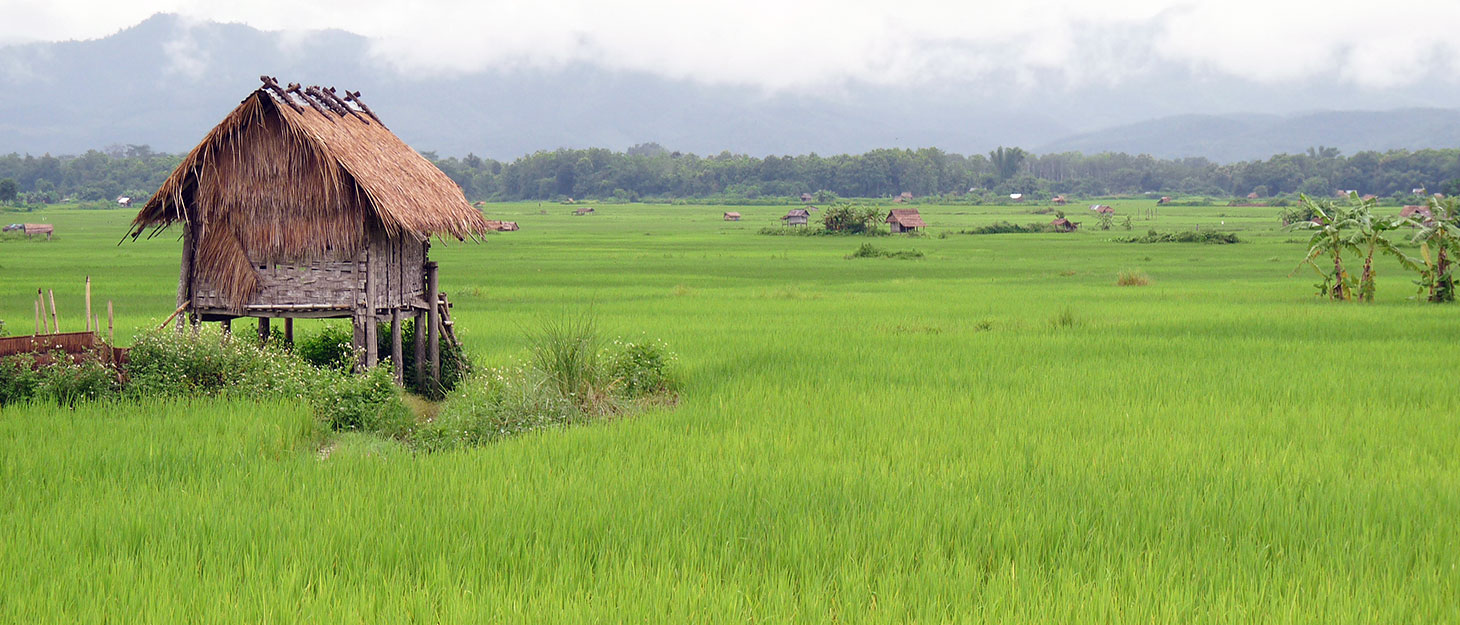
[1,201,1457,622]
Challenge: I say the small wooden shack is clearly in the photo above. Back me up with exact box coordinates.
[127,76,490,382]
[723,211,741,221]
[18,224,53,239]
[782,208,810,226]
[1051,217,1079,232]
[575,207,595,215]
[885,209,926,234]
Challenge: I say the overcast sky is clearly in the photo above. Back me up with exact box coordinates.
[4,0,1458,93]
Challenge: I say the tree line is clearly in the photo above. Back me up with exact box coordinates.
[4,142,1460,206]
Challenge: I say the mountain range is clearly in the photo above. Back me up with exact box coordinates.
[0,14,1455,163]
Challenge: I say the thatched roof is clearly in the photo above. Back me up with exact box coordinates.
[885,209,926,228]
[784,208,810,219]
[128,77,488,306]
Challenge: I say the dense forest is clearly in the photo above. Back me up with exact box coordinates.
[3,143,1460,207]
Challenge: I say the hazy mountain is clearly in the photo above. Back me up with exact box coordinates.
[1039,110,1460,162]
[0,14,1455,162]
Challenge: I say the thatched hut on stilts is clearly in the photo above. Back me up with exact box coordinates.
[127,76,489,384]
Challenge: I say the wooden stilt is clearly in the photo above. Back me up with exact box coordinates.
[220,318,231,338]
[390,308,403,385]
[35,298,41,335]
[365,312,378,368]
[283,318,294,348]
[107,301,114,345]
[426,262,440,384]
[257,317,270,344]
[176,216,195,333]
[412,310,425,388]
[352,314,367,372]
[85,276,92,332]
[48,289,58,334]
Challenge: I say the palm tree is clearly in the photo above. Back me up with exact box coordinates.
[1291,194,1359,301]
[1346,194,1417,302]
[1404,196,1460,303]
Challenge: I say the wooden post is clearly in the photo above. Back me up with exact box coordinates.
[107,301,114,345]
[257,317,270,344]
[352,315,367,372]
[220,318,231,337]
[426,261,440,384]
[85,276,92,332]
[176,216,195,333]
[34,298,40,335]
[283,318,294,348]
[390,308,403,385]
[48,289,58,334]
[412,310,426,388]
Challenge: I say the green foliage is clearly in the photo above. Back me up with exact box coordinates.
[415,364,581,452]
[293,322,355,372]
[0,353,40,405]
[0,178,16,204]
[1404,197,1460,303]
[423,321,678,451]
[1114,230,1241,244]
[309,364,413,438]
[957,221,1055,235]
[846,243,924,259]
[34,352,119,406]
[821,202,883,234]
[605,336,676,399]
[124,327,312,400]
[0,352,118,407]
[378,318,470,399]
[527,314,608,410]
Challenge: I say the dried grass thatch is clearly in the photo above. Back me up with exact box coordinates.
[130,84,488,307]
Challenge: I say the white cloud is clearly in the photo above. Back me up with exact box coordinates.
[2,0,1458,92]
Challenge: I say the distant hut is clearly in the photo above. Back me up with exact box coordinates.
[782,208,810,226]
[723,211,741,221]
[1089,204,1113,214]
[126,76,490,381]
[885,209,926,234]
[1051,217,1079,232]
[1051,195,1067,205]
[1157,196,1172,204]
[1009,193,1024,201]
[1362,194,1378,201]
[1247,192,1260,199]
[1401,205,1433,225]
[16,224,54,239]
[800,193,814,202]
[575,207,595,215]
[484,220,519,231]
[804,204,819,211]
[116,196,132,207]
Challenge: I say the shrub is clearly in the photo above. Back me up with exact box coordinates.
[34,351,119,406]
[294,322,355,372]
[0,353,40,405]
[822,202,883,234]
[309,364,413,437]
[846,243,924,260]
[1113,230,1241,244]
[415,365,580,452]
[606,337,675,399]
[125,327,312,400]
[958,221,1054,235]
[1116,270,1152,286]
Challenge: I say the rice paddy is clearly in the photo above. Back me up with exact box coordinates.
[1,201,1457,622]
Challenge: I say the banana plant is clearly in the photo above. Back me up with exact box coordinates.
[1290,193,1359,301]
[1403,196,1460,303]
[1345,193,1418,302]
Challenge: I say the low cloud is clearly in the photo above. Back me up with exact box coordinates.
[4,0,1458,93]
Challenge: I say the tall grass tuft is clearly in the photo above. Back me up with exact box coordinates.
[1117,269,1152,286]
[528,314,608,410]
